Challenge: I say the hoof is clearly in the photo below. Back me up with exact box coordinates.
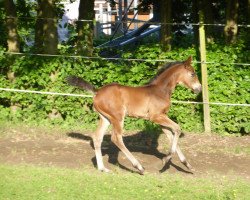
[182,161,195,172]
[138,166,145,175]
[99,167,111,173]
[133,163,145,175]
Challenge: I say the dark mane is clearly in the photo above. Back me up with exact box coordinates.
[148,61,183,84]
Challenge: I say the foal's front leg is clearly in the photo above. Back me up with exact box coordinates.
[151,114,181,160]
[162,128,193,170]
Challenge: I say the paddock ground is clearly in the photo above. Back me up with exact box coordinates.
[0,125,249,180]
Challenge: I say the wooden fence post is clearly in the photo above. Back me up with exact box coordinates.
[199,10,211,133]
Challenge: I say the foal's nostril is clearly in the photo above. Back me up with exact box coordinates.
[193,84,202,94]
[196,88,201,93]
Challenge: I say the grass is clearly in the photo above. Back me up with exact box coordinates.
[0,121,92,139]
[233,146,250,155]
[0,164,250,200]
[0,120,96,136]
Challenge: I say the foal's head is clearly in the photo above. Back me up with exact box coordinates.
[177,57,202,94]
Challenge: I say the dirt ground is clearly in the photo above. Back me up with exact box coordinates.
[0,127,250,180]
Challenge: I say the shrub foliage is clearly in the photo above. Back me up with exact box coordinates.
[0,42,249,134]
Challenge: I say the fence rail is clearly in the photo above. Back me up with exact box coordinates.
[0,88,249,107]
[2,52,250,66]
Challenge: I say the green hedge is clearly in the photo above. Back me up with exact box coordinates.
[0,43,249,134]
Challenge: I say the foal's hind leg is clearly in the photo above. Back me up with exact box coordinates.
[93,114,110,172]
[162,128,193,170]
[110,118,145,174]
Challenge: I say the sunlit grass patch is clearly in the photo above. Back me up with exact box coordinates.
[233,146,250,155]
[0,164,249,200]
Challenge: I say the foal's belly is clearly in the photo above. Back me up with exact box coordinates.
[126,105,150,119]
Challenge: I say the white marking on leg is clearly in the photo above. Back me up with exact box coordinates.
[171,129,180,154]
[163,128,190,167]
[94,114,110,172]
[176,146,186,162]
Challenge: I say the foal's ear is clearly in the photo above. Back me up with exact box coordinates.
[184,56,192,67]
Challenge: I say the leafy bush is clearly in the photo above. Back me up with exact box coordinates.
[207,41,250,134]
[0,42,249,134]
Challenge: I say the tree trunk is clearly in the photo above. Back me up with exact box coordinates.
[34,0,44,53]
[193,1,214,43]
[247,0,250,24]
[76,0,95,56]
[4,0,20,52]
[4,0,21,113]
[43,0,58,54]
[34,0,58,54]
[203,0,214,43]
[160,0,172,51]
[192,0,199,47]
[224,0,239,44]
[4,0,20,81]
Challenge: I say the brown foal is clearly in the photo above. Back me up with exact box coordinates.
[67,56,202,174]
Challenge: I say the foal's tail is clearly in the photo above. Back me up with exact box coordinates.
[66,76,97,94]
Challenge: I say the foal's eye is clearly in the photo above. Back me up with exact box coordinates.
[191,72,196,77]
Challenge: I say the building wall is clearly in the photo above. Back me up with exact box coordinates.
[59,0,152,39]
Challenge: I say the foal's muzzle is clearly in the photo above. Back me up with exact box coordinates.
[193,84,202,94]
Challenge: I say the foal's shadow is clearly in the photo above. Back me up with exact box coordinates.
[159,158,193,174]
[67,128,192,174]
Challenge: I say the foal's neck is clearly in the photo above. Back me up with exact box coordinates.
[151,66,180,96]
